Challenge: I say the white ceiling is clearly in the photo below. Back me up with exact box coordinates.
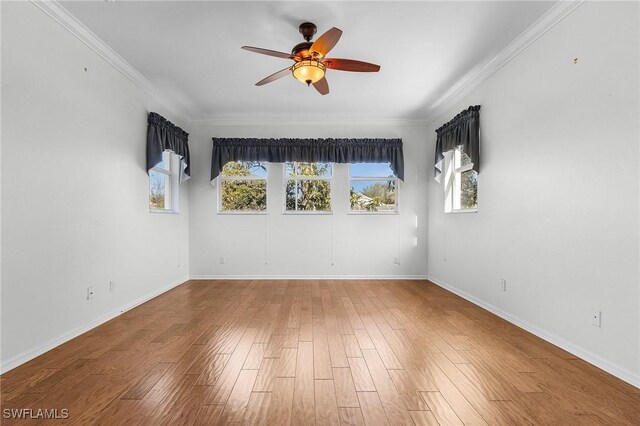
[60,1,556,122]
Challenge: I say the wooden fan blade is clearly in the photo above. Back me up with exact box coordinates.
[255,67,292,86]
[242,46,293,60]
[323,58,380,72]
[313,77,329,95]
[310,27,342,57]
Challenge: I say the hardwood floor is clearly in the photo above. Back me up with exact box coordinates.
[1,280,639,425]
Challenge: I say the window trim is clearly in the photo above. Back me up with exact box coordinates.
[445,148,478,214]
[217,162,268,214]
[283,162,334,215]
[348,164,399,214]
[149,150,179,214]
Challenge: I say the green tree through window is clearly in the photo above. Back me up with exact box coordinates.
[285,162,332,212]
[220,162,267,212]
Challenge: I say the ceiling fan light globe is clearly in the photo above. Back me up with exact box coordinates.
[292,60,326,85]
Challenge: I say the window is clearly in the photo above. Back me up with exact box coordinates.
[444,147,477,212]
[149,150,179,213]
[349,163,398,212]
[218,161,268,213]
[284,162,332,213]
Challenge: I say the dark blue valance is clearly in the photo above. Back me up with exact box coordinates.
[146,112,190,180]
[434,105,480,182]
[210,138,404,182]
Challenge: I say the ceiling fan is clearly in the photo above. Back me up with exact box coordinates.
[241,22,380,95]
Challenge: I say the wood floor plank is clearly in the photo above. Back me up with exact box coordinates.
[243,392,272,426]
[361,349,413,425]
[455,361,516,401]
[161,383,208,426]
[490,399,542,426]
[288,296,302,329]
[421,391,464,425]
[266,377,295,425]
[326,315,350,367]
[409,410,441,426]
[194,403,225,426]
[340,297,365,330]
[426,353,492,425]
[120,362,173,400]
[275,347,297,378]
[243,343,266,370]
[292,341,315,425]
[342,334,363,358]
[283,328,299,349]
[93,398,142,425]
[196,353,231,386]
[264,334,285,359]
[299,296,314,342]
[315,379,341,426]
[144,373,199,424]
[357,392,389,426]
[339,407,366,426]
[313,319,333,380]
[0,367,60,400]
[348,357,376,392]
[217,369,259,425]
[2,280,638,426]
[205,328,258,404]
[359,317,404,369]
[387,368,429,410]
[333,367,360,408]
[252,357,278,392]
[133,366,197,420]
[354,329,375,350]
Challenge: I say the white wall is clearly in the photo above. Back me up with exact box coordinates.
[188,123,428,279]
[427,1,639,385]
[1,2,189,371]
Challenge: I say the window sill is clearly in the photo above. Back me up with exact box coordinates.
[283,211,333,216]
[218,211,268,215]
[149,209,178,214]
[445,209,478,214]
[348,211,399,215]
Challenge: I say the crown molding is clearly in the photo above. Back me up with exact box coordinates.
[30,0,191,123]
[424,0,586,126]
[29,0,585,128]
[188,116,429,127]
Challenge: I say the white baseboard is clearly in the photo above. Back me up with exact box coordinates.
[427,275,640,389]
[189,275,428,280]
[0,275,189,374]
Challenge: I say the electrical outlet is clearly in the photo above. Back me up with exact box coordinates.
[499,279,507,292]
[219,257,226,264]
[87,286,94,300]
[109,281,115,293]
[393,257,400,265]
[591,309,601,327]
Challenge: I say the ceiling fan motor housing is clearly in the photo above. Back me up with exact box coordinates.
[291,41,313,59]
